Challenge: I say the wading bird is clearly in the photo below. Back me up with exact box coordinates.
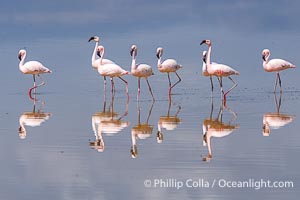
[156,47,182,95]
[18,49,52,97]
[262,49,296,93]
[88,36,115,95]
[200,40,239,100]
[130,45,155,101]
[96,45,130,97]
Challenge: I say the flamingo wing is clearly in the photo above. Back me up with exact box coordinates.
[23,61,51,74]
[268,59,296,71]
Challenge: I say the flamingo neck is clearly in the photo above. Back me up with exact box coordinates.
[202,58,207,73]
[91,41,98,68]
[19,53,26,68]
[157,55,162,68]
[100,48,104,65]
[157,123,162,132]
[206,133,212,156]
[263,54,270,71]
[131,133,137,146]
[131,51,137,71]
[206,44,212,72]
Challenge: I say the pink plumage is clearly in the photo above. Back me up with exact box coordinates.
[262,49,296,92]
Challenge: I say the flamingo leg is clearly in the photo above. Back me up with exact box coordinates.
[146,78,155,101]
[210,76,214,96]
[167,73,172,94]
[118,77,129,99]
[29,74,45,97]
[277,72,282,93]
[28,75,36,97]
[110,77,115,95]
[137,78,141,101]
[217,76,224,96]
[224,76,237,97]
[103,76,107,101]
[274,73,279,93]
[169,72,181,94]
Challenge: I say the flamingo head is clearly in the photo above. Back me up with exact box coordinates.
[88,36,99,42]
[130,145,138,158]
[130,45,137,57]
[262,123,270,136]
[156,131,163,144]
[202,51,207,63]
[18,49,26,61]
[18,126,26,139]
[200,39,211,46]
[96,46,104,57]
[262,49,270,61]
[156,47,163,59]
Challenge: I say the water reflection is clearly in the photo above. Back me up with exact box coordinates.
[262,93,295,136]
[131,101,154,158]
[89,95,129,152]
[18,97,51,139]
[157,99,181,143]
[202,99,239,161]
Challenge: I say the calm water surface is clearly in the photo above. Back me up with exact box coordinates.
[0,36,299,200]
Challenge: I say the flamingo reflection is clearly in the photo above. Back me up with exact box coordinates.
[157,99,181,143]
[262,93,294,136]
[89,94,129,152]
[131,101,154,158]
[202,99,239,161]
[18,96,51,139]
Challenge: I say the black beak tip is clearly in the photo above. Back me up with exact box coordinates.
[200,40,206,45]
[88,36,95,42]
[18,54,22,61]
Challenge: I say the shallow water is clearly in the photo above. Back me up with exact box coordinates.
[0,42,299,199]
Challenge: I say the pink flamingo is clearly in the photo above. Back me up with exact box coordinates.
[18,49,52,98]
[200,40,239,99]
[156,47,182,94]
[262,49,296,93]
[97,45,130,97]
[88,36,115,94]
[130,45,155,101]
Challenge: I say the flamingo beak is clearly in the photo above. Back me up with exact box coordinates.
[130,49,134,56]
[200,40,206,45]
[156,52,160,59]
[18,53,22,61]
[88,36,95,42]
[97,50,101,57]
[203,54,207,63]
[262,54,266,61]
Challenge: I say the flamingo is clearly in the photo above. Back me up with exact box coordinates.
[89,36,117,95]
[200,40,239,99]
[18,99,51,139]
[90,94,129,152]
[156,47,182,94]
[202,99,239,161]
[130,101,154,158]
[96,45,130,97]
[262,49,296,93]
[262,93,294,136]
[18,49,52,97]
[130,44,155,101]
[156,100,181,144]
